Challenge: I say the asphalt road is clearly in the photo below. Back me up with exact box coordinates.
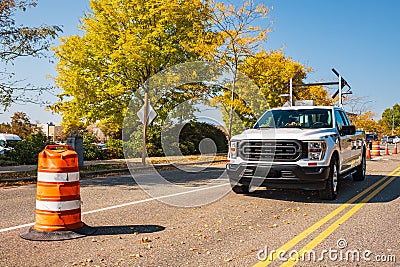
[0,153,399,267]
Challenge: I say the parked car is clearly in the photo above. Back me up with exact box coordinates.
[366,133,378,143]
[394,136,400,144]
[382,135,396,144]
[0,133,22,155]
[92,143,107,150]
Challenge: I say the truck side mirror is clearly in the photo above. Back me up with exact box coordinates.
[339,125,356,136]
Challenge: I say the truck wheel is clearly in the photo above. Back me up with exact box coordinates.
[353,149,366,181]
[319,157,339,200]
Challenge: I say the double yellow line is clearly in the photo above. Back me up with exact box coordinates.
[253,165,400,267]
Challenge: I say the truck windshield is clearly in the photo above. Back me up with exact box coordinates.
[254,109,333,129]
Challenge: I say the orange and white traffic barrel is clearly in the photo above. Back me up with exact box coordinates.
[384,142,390,155]
[21,145,94,241]
[371,141,381,156]
[366,143,372,159]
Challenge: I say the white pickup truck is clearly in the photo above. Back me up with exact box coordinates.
[227,106,366,200]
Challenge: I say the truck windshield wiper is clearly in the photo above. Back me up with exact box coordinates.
[255,126,275,129]
[280,125,304,129]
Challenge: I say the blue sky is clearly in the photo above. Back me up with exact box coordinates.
[0,0,399,124]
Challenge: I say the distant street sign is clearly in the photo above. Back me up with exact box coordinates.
[137,103,157,125]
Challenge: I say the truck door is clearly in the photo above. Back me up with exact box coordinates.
[339,110,363,168]
[334,110,353,172]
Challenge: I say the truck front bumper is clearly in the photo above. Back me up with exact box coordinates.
[226,163,330,190]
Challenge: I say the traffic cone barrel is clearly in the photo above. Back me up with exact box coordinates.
[21,145,94,241]
[371,141,381,156]
[35,145,82,231]
[366,144,372,159]
[394,143,398,154]
[384,143,390,155]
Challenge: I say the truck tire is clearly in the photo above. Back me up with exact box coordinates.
[353,149,366,181]
[231,185,250,194]
[319,157,339,200]
[230,179,250,194]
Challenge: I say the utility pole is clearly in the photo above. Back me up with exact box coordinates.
[338,74,342,108]
[289,78,293,106]
[392,113,395,136]
[289,69,351,107]
[228,68,238,139]
[137,84,157,166]
[142,90,148,166]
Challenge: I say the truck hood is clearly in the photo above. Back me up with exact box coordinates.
[232,128,337,141]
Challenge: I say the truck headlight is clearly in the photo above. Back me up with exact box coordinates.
[229,141,238,159]
[307,141,326,161]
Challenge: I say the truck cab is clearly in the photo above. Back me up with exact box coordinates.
[227,106,366,200]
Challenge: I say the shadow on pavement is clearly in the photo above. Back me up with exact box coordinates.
[80,167,227,188]
[80,175,138,188]
[89,224,165,236]
[243,174,400,204]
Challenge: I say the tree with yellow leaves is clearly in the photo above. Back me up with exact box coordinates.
[204,0,272,137]
[351,110,380,133]
[215,49,333,135]
[52,0,214,136]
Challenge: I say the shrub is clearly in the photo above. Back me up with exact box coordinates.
[178,122,228,155]
[144,121,228,157]
[82,133,102,160]
[9,133,49,165]
[0,154,18,166]
[104,138,124,159]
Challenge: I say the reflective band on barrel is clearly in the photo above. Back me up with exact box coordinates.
[36,200,81,211]
[37,172,80,182]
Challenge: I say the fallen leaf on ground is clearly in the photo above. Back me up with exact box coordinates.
[139,237,151,243]
[129,254,142,258]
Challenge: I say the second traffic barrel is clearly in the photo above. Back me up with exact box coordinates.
[371,141,381,156]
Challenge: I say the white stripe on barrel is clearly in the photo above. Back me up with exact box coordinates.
[37,172,80,182]
[36,200,81,211]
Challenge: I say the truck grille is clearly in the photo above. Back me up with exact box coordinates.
[238,140,306,161]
